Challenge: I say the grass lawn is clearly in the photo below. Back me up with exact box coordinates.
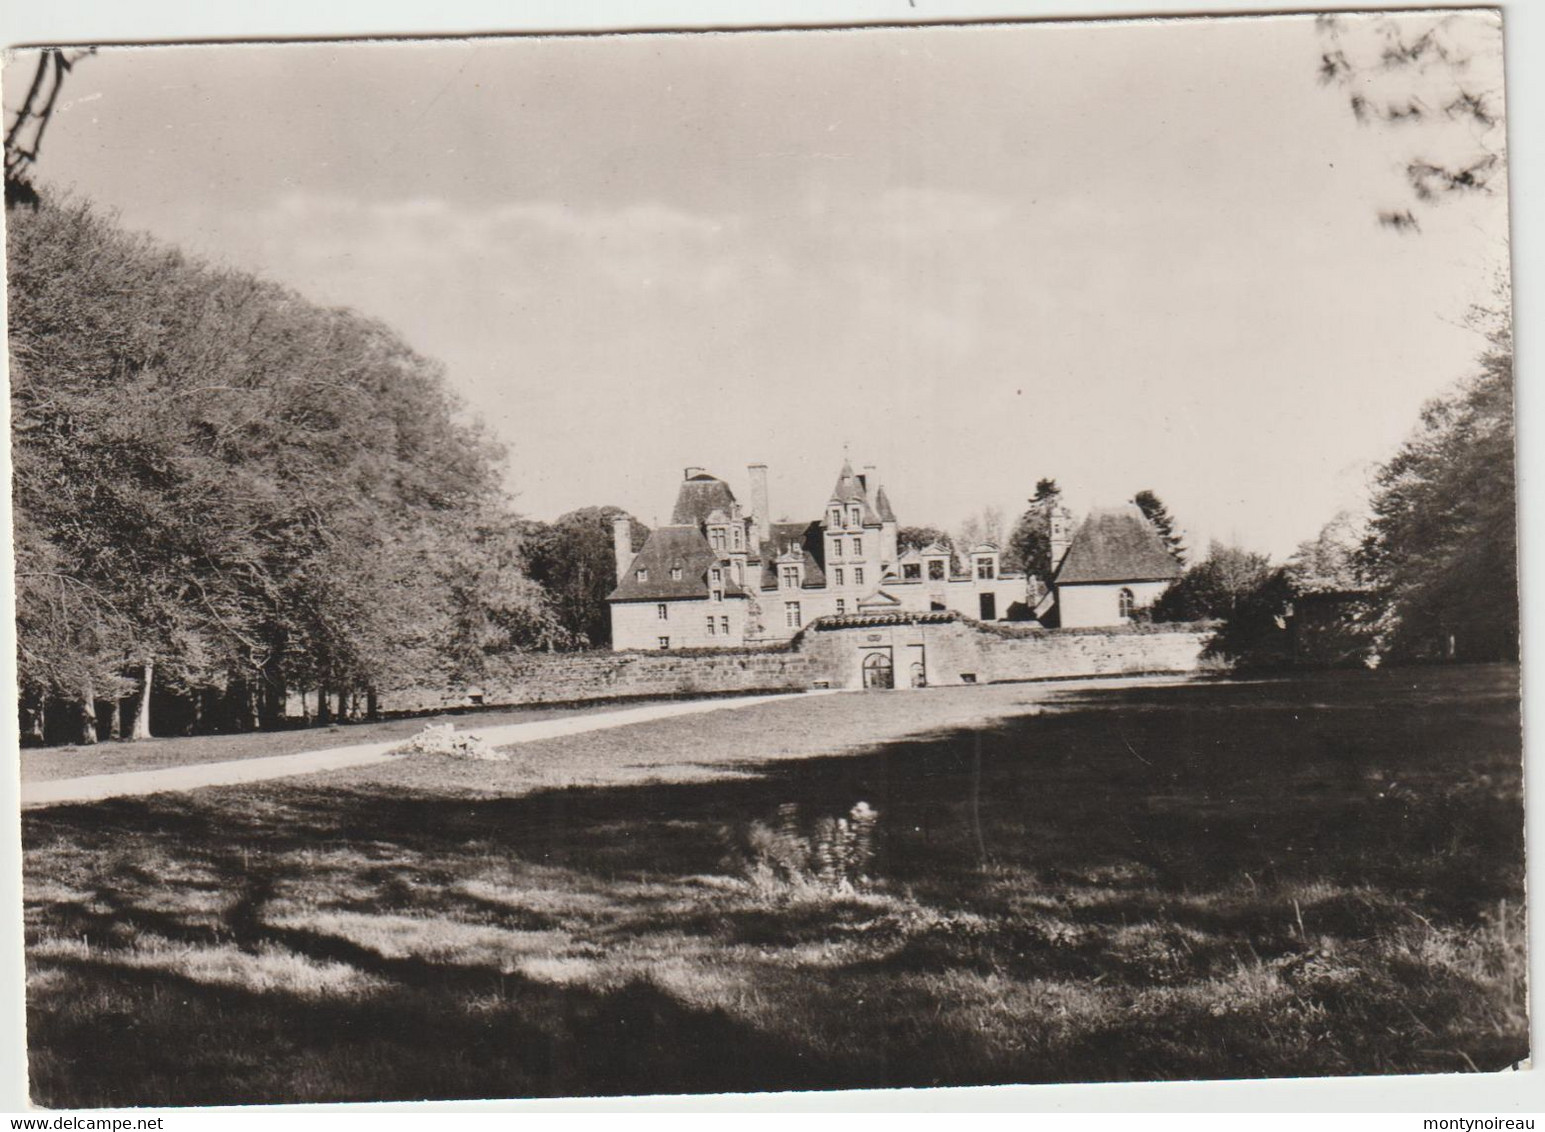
[22,666,1525,1105]
[18,691,789,784]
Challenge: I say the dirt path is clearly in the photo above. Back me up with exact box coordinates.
[19,690,832,808]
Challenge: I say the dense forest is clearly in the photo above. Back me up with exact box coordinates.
[8,198,643,744]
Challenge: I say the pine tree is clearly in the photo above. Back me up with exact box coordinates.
[1134,490,1186,564]
[1005,478,1062,579]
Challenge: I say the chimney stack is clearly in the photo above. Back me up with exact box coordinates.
[613,515,635,583]
[747,463,770,547]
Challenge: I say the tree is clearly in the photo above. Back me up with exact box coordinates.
[1280,513,1378,668]
[1286,511,1364,592]
[1315,12,1505,231]
[4,48,94,207]
[8,197,552,738]
[1152,541,1274,623]
[1004,478,1062,579]
[1355,310,1515,661]
[956,506,1005,554]
[1133,490,1186,564]
[897,526,952,553]
[436,510,575,680]
[522,507,649,648]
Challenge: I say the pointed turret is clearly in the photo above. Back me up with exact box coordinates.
[875,484,896,523]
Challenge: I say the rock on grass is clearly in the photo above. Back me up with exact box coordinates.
[390,723,508,762]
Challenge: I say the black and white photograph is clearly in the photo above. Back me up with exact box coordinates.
[2,2,1525,1110]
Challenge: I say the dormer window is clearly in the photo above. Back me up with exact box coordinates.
[711,567,722,584]
[710,529,726,551]
[976,558,996,580]
[928,560,945,581]
[849,505,860,526]
[636,568,649,582]
[829,508,842,528]
[904,563,921,580]
[781,565,800,589]
[670,565,682,581]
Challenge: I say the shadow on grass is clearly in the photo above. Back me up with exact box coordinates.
[22,665,1527,1105]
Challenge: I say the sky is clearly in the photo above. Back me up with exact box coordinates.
[5,10,1510,559]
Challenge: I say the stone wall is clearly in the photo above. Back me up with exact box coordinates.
[977,622,1216,683]
[372,616,1216,715]
[377,645,817,714]
[798,617,1215,689]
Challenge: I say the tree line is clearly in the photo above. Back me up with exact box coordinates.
[907,297,1515,668]
[9,198,648,745]
[996,308,1514,665]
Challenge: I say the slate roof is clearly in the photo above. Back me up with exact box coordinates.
[875,484,897,522]
[607,525,749,602]
[758,520,826,590]
[670,473,738,527]
[1054,505,1184,585]
[826,461,880,524]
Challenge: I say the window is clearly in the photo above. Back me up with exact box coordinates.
[711,530,725,551]
[977,558,996,580]
[853,537,863,556]
[712,590,723,603]
[782,566,799,589]
[836,599,846,615]
[670,565,682,581]
[830,509,842,528]
[849,506,860,526]
[636,568,649,582]
[834,567,844,586]
[928,560,946,581]
[657,603,668,620]
[658,636,671,650]
[1119,587,1136,619]
[732,561,743,584]
[732,526,742,549]
[854,567,864,586]
[785,602,802,628]
[720,616,730,635]
[711,567,722,584]
[706,617,717,636]
[832,538,843,558]
[903,563,921,580]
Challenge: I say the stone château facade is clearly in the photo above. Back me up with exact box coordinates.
[608,459,1187,651]
[608,461,1034,651]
